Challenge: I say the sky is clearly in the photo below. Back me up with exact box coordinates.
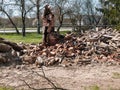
[0,0,100,18]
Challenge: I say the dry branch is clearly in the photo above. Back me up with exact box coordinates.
[20,67,67,90]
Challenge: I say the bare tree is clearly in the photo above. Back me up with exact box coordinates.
[0,1,20,34]
[21,0,26,36]
[31,0,41,34]
[84,0,100,27]
[36,0,41,34]
[34,0,71,33]
[52,0,70,32]
[67,0,83,32]
[14,0,35,36]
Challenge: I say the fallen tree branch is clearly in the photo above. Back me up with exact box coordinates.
[32,68,67,90]
[0,37,23,52]
[21,79,66,90]
[20,67,67,90]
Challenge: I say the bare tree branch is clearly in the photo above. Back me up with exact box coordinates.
[0,4,20,34]
[25,6,35,15]
[20,68,67,90]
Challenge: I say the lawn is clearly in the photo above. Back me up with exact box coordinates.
[0,31,68,44]
[0,33,42,44]
[0,86,13,90]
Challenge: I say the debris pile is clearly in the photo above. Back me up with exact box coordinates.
[0,28,120,67]
[0,38,22,64]
[21,28,120,67]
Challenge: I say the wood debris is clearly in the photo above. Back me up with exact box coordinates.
[0,28,120,66]
[21,28,120,66]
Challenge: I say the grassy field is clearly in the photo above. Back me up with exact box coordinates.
[0,33,42,44]
[0,31,68,44]
[0,86,14,90]
[0,28,37,30]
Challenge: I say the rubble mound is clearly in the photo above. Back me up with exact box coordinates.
[21,28,120,67]
[0,28,120,67]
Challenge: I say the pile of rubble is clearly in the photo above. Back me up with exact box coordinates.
[21,28,120,67]
[0,28,120,67]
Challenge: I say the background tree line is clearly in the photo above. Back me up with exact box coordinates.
[0,0,120,36]
[97,0,120,28]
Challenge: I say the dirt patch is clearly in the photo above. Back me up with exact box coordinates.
[0,64,120,90]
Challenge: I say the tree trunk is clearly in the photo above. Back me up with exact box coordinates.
[37,22,40,34]
[21,0,26,37]
[57,22,62,33]
[2,10,20,34]
[36,0,40,34]
[22,17,26,37]
[69,14,76,31]
[57,15,63,33]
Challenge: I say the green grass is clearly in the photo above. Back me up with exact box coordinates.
[84,85,100,90]
[0,28,37,30]
[0,86,14,90]
[0,33,42,44]
[112,72,120,79]
[0,31,69,44]
[60,31,70,35]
